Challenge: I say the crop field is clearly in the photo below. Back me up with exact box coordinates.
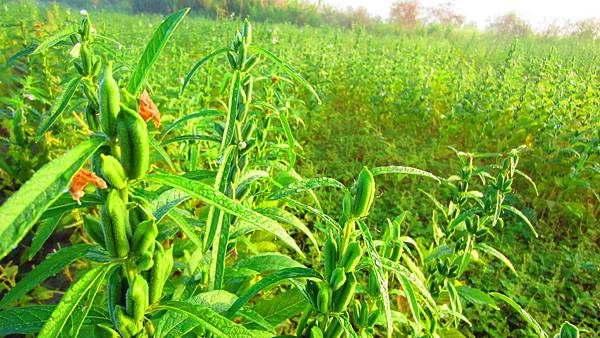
[0,1,598,337]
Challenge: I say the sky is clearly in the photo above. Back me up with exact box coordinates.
[311,0,600,30]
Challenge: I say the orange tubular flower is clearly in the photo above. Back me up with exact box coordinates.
[69,169,107,203]
[139,89,161,128]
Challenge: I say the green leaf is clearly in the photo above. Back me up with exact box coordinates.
[24,213,64,261]
[0,305,54,335]
[357,220,393,337]
[168,210,203,249]
[36,77,82,140]
[476,243,517,276]
[502,205,538,238]
[221,71,241,151]
[371,166,440,182]
[7,45,37,64]
[156,301,253,337]
[558,321,579,338]
[457,286,497,309]
[147,174,303,256]
[127,8,189,95]
[490,292,547,338]
[253,288,307,327]
[515,169,539,196]
[276,110,296,169]
[38,265,111,338]
[268,177,346,200]
[252,46,321,104]
[160,109,222,139]
[0,136,106,260]
[180,48,229,96]
[234,253,304,273]
[396,274,421,333]
[225,267,321,318]
[445,279,463,327]
[149,188,189,222]
[32,29,77,55]
[256,207,319,250]
[161,134,220,146]
[0,244,94,308]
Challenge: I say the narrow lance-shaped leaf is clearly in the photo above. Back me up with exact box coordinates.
[127,8,189,95]
[268,177,346,200]
[168,211,203,249]
[24,213,64,261]
[224,267,321,318]
[36,77,82,140]
[0,136,106,260]
[371,165,440,182]
[0,305,55,336]
[490,292,547,338]
[156,301,253,338]
[38,265,111,338]
[0,244,95,308]
[502,205,538,238]
[180,48,229,96]
[476,243,517,276]
[221,71,241,151]
[251,46,321,104]
[357,220,393,337]
[147,174,303,256]
[32,29,77,55]
[276,110,296,169]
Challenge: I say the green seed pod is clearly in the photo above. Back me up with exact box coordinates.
[117,106,149,179]
[80,42,93,75]
[115,305,138,338]
[242,19,252,45]
[360,301,369,326]
[332,272,357,312]
[84,103,98,130]
[342,192,352,217]
[226,51,237,69]
[137,251,154,272]
[310,326,324,338]
[367,309,380,327]
[149,243,173,304]
[351,167,375,219]
[323,237,338,281]
[316,285,332,314]
[100,154,127,189]
[329,267,346,291]
[101,189,130,258]
[324,317,343,338]
[126,274,149,323]
[83,215,106,248]
[132,219,157,257]
[108,268,125,324]
[340,241,362,272]
[94,324,120,338]
[368,272,379,297]
[99,61,121,138]
[352,300,362,325]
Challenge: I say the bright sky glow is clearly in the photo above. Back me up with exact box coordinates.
[311,0,600,30]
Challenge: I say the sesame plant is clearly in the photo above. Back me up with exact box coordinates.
[0,3,594,338]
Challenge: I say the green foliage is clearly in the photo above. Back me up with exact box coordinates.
[0,2,597,337]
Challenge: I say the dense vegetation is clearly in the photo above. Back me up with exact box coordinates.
[0,1,597,337]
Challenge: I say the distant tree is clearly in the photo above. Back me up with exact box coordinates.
[487,12,532,36]
[569,18,600,39]
[389,0,419,29]
[540,20,566,37]
[425,2,464,27]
